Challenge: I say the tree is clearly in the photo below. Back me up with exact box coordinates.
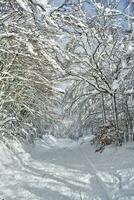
[50,0,134,147]
[0,0,64,143]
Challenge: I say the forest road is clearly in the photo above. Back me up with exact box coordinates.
[20,139,113,200]
[2,138,129,200]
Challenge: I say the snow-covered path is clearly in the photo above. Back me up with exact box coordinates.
[1,137,134,200]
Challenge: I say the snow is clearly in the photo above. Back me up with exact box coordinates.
[1,136,134,199]
[16,0,31,12]
[27,42,37,55]
[16,0,52,16]
[34,0,48,8]
[34,0,52,16]
[53,87,65,94]
[125,88,134,94]
[112,80,120,90]
[94,2,104,10]
[127,44,134,53]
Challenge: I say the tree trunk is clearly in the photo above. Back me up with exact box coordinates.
[124,96,133,141]
[101,93,107,125]
[112,93,119,130]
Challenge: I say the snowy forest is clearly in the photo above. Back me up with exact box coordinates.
[0,0,134,199]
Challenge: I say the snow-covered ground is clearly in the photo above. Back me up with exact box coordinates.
[1,136,134,200]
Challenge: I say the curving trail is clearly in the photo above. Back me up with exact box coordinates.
[0,137,134,200]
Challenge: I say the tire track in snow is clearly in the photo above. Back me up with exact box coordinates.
[78,144,112,200]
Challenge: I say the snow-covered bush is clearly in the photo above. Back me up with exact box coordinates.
[91,122,123,153]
